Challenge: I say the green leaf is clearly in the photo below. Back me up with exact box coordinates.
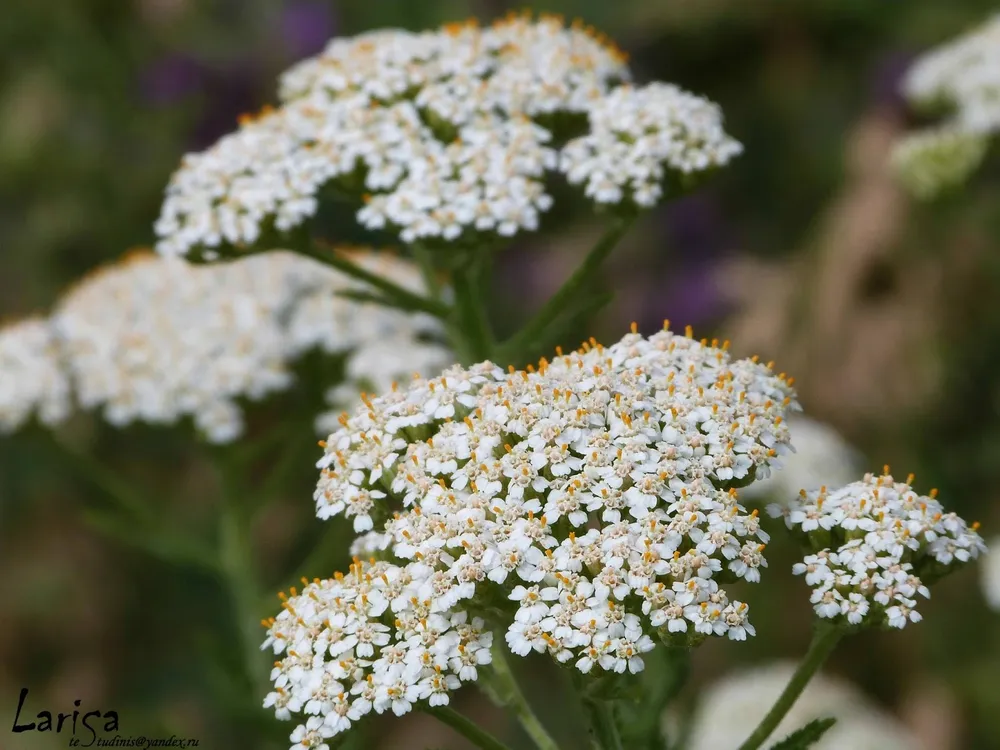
[82,508,217,571]
[768,717,837,749]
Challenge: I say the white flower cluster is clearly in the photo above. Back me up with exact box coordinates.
[49,250,449,442]
[0,317,72,434]
[983,536,1000,612]
[561,83,743,207]
[895,14,1000,198]
[155,15,740,257]
[261,559,493,747]
[302,328,794,696]
[683,662,918,750]
[902,13,1000,135]
[769,471,987,629]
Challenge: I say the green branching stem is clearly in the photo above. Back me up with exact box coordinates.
[301,241,451,318]
[497,216,633,364]
[584,698,624,750]
[737,626,844,750]
[450,251,496,363]
[423,705,516,750]
[484,645,561,750]
[216,459,270,700]
[51,433,151,520]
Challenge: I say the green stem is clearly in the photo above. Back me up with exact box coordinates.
[302,241,451,318]
[423,705,517,750]
[216,461,269,700]
[486,644,561,750]
[584,698,624,750]
[50,434,151,521]
[737,626,843,750]
[498,217,632,364]
[412,242,444,300]
[450,252,496,363]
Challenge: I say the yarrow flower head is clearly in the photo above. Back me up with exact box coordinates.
[50,249,449,442]
[769,470,987,629]
[276,327,796,733]
[0,317,71,434]
[155,14,741,258]
[262,559,493,747]
[894,13,1000,198]
[902,13,1000,135]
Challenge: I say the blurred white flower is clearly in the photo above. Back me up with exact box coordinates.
[50,249,449,442]
[0,317,71,434]
[983,536,1000,611]
[902,13,1000,135]
[895,13,1000,198]
[740,416,862,504]
[684,662,919,750]
[155,15,739,258]
[890,126,988,200]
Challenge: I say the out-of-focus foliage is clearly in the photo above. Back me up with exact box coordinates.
[2,1,1000,749]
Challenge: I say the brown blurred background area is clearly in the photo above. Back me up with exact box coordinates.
[2,1,1000,748]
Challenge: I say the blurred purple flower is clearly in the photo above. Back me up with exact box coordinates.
[637,194,733,329]
[140,54,204,105]
[648,261,729,329]
[662,194,730,260]
[870,51,916,113]
[282,1,337,60]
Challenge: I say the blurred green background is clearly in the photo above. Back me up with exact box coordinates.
[2,1,1000,748]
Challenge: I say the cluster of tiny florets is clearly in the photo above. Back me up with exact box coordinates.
[155,14,740,258]
[560,83,743,207]
[769,471,987,629]
[262,559,492,747]
[48,250,448,442]
[894,13,1000,197]
[0,317,72,434]
[300,329,794,700]
[902,13,1000,135]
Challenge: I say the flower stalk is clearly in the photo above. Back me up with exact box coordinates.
[423,705,516,750]
[450,251,496,364]
[497,217,633,364]
[305,241,451,318]
[216,459,270,701]
[736,625,843,750]
[483,644,561,750]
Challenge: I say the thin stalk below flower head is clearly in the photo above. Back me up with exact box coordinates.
[736,625,843,750]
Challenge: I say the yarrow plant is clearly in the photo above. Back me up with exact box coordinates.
[262,326,797,748]
[893,13,1000,198]
[732,471,985,750]
[2,11,995,750]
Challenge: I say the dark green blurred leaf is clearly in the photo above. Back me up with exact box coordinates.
[768,717,837,750]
